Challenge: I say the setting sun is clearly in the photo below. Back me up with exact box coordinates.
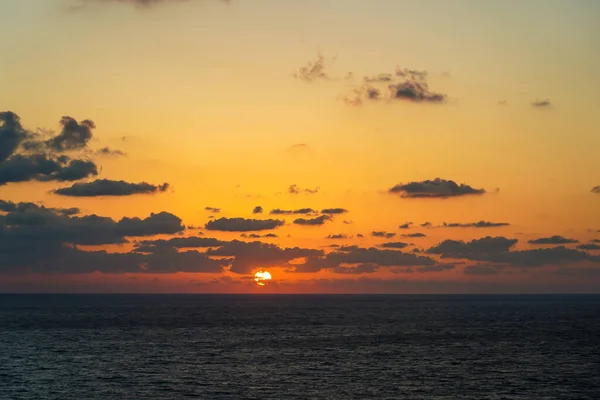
[254,271,272,286]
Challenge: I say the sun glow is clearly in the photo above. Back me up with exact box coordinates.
[254,270,272,286]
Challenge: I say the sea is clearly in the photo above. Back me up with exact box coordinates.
[1,294,599,399]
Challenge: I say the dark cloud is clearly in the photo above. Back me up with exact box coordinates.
[0,200,184,247]
[321,208,348,214]
[528,236,579,245]
[96,147,126,157]
[356,233,364,238]
[576,243,600,250]
[293,53,328,81]
[428,236,599,268]
[0,111,31,163]
[252,206,263,214]
[591,186,600,194]
[206,240,323,274]
[427,236,518,258]
[293,215,331,226]
[54,179,169,197]
[288,184,319,195]
[402,232,427,238]
[417,264,455,273]
[205,217,284,232]
[331,264,379,274]
[134,236,224,252]
[205,207,221,213]
[290,245,437,273]
[388,81,446,103]
[389,178,485,198]
[270,208,315,215]
[395,67,428,81]
[371,231,395,238]
[241,233,278,239]
[421,222,432,227]
[343,220,353,224]
[0,154,98,185]
[532,99,551,107]
[439,221,510,228]
[379,241,409,249]
[326,234,348,240]
[0,112,100,186]
[399,222,412,229]
[46,117,95,151]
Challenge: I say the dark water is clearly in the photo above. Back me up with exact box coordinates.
[1,295,599,399]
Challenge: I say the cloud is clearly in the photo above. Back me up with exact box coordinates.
[379,241,409,249]
[205,240,323,274]
[417,264,455,273]
[439,221,510,228]
[578,243,600,250]
[270,208,315,215]
[293,215,331,226]
[293,53,328,81]
[399,222,412,229]
[205,217,284,232]
[428,236,599,268]
[53,179,169,197]
[321,208,348,214]
[326,234,348,240]
[288,184,319,195]
[240,233,278,239]
[388,81,446,103]
[421,222,432,227]
[532,99,552,107]
[402,232,426,238]
[0,154,98,185]
[0,112,100,186]
[252,206,263,214]
[0,200,184,247]
[95,147,126,157]
[371,231,395,238]
[205,207,221,213]
[591,186,600,194]
[528,236,579,245]
[389,178,485,198]
[331,264,379,274]
[134,236,224,252]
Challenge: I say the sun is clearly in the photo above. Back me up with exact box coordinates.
[254,270,272,286]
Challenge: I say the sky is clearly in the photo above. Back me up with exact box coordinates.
[1,0,600,293]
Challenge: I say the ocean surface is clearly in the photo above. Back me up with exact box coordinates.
[1,294,599,399]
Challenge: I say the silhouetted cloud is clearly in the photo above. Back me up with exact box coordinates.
[205,217,284,232]
[421,222,432,227]
[427,236,518,258]
[0,111,31,163]
[326,234,348,239]
[417,264,455,273]
[379,241,409,249]
[532,99,551,107]
[293,53,328,81]
[591,186,600,194]
[388,81,446,103]
[402,232,426,238]
[463,264,505,275]
[356,233,364,238]
[321,208,348,214]
[134,236,224,252]
[46,117,95,151]
[371,231,395,238]
[54,179,169,197]
[577,243,600,251]
[205,207,221,213]
[206,240,323,274]
[439,221,509,228]
[288,184,319,195]
[96,147,126,157]
[389,178,485,198]
[0,154,98,185]
[399,222,412,229]
[293,215,331,226]
[252,206,263,214]
[528,236,579,245]
[270,208,315,215]
[240,233,278,239]
[331,264,379,274]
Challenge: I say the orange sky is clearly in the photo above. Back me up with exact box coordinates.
[1,0,600,293]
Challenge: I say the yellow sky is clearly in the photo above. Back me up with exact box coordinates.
[1,0,600,292]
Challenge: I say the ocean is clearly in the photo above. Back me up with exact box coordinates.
[1,294,599,399]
